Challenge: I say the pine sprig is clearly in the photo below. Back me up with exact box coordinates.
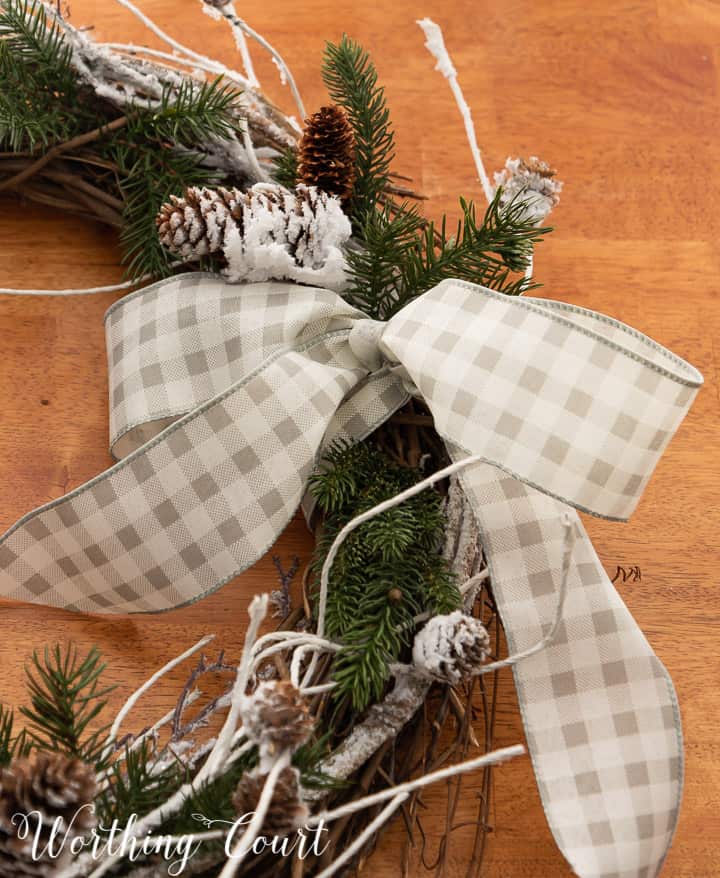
[20,644,115,769]
[0,0,81,150]
[97,740,185,826]
[142,77,240,146]
[0,705,30,766]
[112,143,219,280]
[345,191,551,319]
[272,145,299,189]
[0,0,70,71]
[311,441,461,710]
[322,35,394,225]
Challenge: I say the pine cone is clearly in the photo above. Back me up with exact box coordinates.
[239,680,313,756]
[157,182,351,291]
[232,766,308,838]
[412,611,490,685]
[0,752,97,877]
[493,155,563,223]
[156,186,245,258]
[298,105,356,201]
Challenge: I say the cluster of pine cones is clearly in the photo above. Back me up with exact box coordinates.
[156,104,356,273]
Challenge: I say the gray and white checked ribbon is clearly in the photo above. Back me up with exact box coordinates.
[0,273,702,877]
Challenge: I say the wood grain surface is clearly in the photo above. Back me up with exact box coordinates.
[1,1,718,875]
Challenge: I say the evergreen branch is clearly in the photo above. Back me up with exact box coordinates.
[97,740,184,825]
[0,0,71,72]
[140,77,240,146]
[20,644,115,769]
[271,145,298,189]
[345,191,552,319]
[0,704,30,766]
[111,143,219,280]
[0,0,80,151]
[311,441,460,710]
[322,35,395,225]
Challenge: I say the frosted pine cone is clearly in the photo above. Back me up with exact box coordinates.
[156,182,351,291]
[239,680,314,758]
[0,753,97,877]
[156,186,243,258]
[412,611,490,685]
[298,105,356,201]
[493,156,563,224]
[233,766,308,838]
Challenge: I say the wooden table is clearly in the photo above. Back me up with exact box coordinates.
[1,2,718,875]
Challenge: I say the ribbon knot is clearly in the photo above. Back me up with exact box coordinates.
[348,317,386,371]
[0,274,702,878]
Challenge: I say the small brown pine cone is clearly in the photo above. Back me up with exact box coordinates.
[0,752,97,877]
[155,186,245,258]
[233,766,308,838]
[239,680,314,756]
[298,105,356,201]
[412,611,490,685]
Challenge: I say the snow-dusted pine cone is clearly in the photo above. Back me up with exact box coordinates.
[412,611,490,685]
[233,766,308,838]
[298,105,356,201]
[156,186,243,258]
[239,680,314,757]
[0,752,97,876]
[156,182,351,291]
[493,156,563,223]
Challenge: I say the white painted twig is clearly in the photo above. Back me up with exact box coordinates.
[313,744,524,825]
[217,1,260,88]
[239,118,268,181]
[315,793,409,878]
[218,752,291,877]
[103,635,215,760]
[216,8,305,119]
[111,0,248,87]
[472,512,574,674]
[197,594,268,782]
[417,18,494,204]
[88,600,267,877]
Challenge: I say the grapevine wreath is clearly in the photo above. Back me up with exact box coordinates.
[0,3,703,878]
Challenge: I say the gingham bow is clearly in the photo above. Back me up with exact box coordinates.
[0,273,702,877]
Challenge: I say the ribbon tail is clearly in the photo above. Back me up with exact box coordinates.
[458,459,681,878]
[0,341,362,613]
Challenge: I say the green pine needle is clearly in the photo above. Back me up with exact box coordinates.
[322,35,395,225]
[0,0,80,150]
[272,145,299,189]
[345,191,552,319]
[141,77,240,146]
[97,739,185,826]
[311,440,461,710]
[20,644,115,769]
[0,704,30,766]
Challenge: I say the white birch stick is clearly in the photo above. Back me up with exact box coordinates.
[417,18,494,204]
